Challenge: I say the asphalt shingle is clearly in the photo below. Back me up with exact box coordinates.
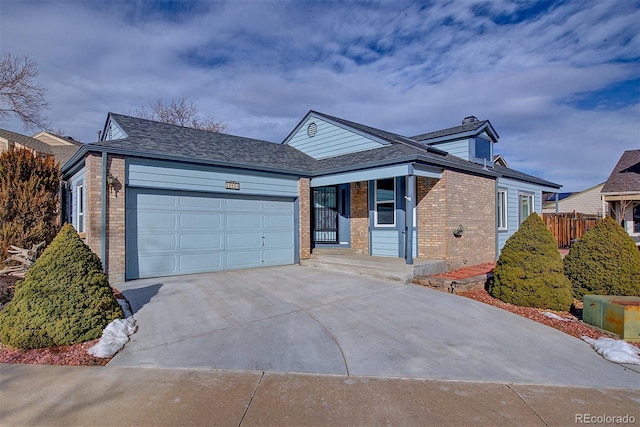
[601,149,640,193]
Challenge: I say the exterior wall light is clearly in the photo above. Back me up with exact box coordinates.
[453,224,464,237]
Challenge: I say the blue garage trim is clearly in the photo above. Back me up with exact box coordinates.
[127,158,299,198]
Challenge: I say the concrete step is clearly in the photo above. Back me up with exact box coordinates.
[301,253,448,284]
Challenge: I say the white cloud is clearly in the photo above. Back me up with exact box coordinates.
[0,0,638,192]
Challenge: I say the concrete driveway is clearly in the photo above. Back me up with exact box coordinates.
[110,266,639,388]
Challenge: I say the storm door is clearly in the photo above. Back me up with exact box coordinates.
[313,186,338,243]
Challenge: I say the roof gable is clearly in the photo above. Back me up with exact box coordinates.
[282,111,392,159]
[601,149,640,194]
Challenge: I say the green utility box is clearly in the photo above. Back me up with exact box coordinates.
[583,295,640,342]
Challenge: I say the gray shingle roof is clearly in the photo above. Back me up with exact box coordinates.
[89,113,318,174]
[601,150,640,193]
[0,128,81,165]
[412,119,494,142]
[70,112,559,188]
[0,128,53,153]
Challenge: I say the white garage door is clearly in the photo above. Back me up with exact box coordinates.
[126,189,295,279]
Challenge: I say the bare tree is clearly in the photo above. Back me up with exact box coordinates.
[0,53,49,130]
[136,97,226,133]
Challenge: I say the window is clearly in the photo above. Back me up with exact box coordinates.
[474,137,491,163]
[76,182,85,233]
[634,204,640,233]
[519,193,533,224]
[375,178,395,226]
[497,189,507,230]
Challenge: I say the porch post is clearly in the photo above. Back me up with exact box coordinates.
[555,192,559,214]
[406,174,416,265]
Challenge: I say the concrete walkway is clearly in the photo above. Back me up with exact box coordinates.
[1,364,638,426]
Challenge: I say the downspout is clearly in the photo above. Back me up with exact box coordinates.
[405,165,415,265]
[101,152,107,271]
[495,180,499,260]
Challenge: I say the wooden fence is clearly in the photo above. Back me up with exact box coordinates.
[543,212,601,248]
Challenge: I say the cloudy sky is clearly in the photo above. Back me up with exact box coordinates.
[1,0,638,191]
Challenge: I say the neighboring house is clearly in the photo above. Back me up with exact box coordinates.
[601,150,640,241]
[0,128,82,165]
[61,112,561,284]
[542,183,605,217]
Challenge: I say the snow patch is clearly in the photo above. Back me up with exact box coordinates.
[582,336,640,365]
[543,312,572,321]
[88,298,137,359]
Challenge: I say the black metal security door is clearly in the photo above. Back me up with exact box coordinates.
[313,186,338,243]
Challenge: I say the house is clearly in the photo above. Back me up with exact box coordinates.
[61,111,561,284]
[542,183,605,217]
[0,128,82,165]
[601,150,640,241]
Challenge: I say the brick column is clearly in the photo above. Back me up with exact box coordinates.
[350,181,369,254]
[299,178,311,260]
[83,153,126,284]
[106,155,126,284]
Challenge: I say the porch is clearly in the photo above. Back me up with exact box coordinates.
[301,248,448,284]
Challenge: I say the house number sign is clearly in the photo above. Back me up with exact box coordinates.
[225,181,240,190]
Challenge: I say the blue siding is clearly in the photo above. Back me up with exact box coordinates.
[371,230,399,257]
[69,168,86,233]
[429,139,470,160]
[497,177,545,254]
[287,117,386,159]
[127,158,299,198]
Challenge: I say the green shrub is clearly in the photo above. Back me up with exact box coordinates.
[489,213,573,311]
[564,216,640,301]
[0,224,123,349]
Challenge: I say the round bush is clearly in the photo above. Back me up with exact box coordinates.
[0,224,123,349]
[564,216,640,301]
[489,213,573,311]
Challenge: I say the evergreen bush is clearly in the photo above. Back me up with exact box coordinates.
[489,213,573,311]
[0,148,61,261]
[564,216,640,301]
[0,224,123,349]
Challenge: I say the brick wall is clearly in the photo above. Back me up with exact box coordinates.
[299,178,311,259]
[83,153,126,285]
[350,181,369,254]
[416,171,496,269]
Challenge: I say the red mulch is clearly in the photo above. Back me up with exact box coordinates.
[458,288,640,350]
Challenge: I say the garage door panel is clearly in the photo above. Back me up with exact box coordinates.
[264,214,294,229]
[179,212,223,230]
[226,198,261,211]
[179,252,223,272]
[139,212,177,230]
[226,213,261,230]
[226,250,261,269]
[179,233,223,251]
[226,232,262,249]
[138,193,178,207]
[262,248,294,264]
[263,231,294,247]
[138,254,177,276]
[127,189,295,279]
[138,233,177,251]
[180,196,223,209]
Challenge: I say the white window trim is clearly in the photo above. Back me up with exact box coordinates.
[374,178,396,227]
[519,192,534,225]
[497,188,508,231]
[76,182,85,233]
